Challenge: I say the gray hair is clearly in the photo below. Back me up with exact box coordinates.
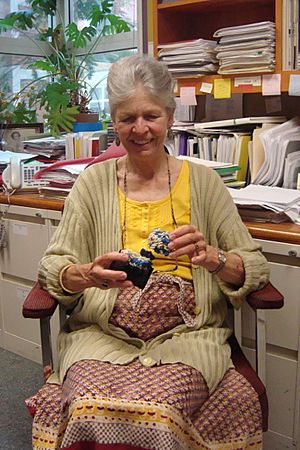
[107,55,176,120]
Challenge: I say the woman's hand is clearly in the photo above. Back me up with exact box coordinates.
[168,225,208,266]
[168,224,245,286]
[61,252,134,293]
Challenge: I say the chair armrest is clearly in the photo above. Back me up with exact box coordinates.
[22,281,58,319]
[246,282,284,311]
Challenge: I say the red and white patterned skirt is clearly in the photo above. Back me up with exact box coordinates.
[26,275,263,450]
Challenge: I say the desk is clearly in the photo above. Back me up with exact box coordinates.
[0,193,299,449]
[0,192,64,211]
[0,192,299,243]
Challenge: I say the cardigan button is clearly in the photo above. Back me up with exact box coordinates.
[142,357,154,367]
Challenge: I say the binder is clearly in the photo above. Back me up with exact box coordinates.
[235,135,251,181]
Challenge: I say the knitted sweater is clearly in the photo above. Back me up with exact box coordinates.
[38,159,269,393]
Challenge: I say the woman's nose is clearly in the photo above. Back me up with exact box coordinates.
[132,118,148,133]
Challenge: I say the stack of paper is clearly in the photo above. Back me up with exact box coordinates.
[228,184,300,224]
[282,0,299,70]
[23,136,66,159]
[35,163,88,188]
[157,38,218,76]
[252,117,300,188]
[213,21,276,74]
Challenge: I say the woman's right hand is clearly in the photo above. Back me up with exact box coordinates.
[61,252,134,293]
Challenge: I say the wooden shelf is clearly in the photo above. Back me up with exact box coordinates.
[153,0,299,95]
[173,70,300,95]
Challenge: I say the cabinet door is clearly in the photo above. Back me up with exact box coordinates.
[244,346,297,447]
[242,262,300,351]
[242,240,300,448]
[1,279,41,363]
[0,212,48,281]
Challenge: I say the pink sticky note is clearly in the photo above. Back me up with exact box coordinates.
[180,86,197,105]
[262,74,281,96]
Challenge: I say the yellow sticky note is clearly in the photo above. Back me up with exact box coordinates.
[214,78,231,99]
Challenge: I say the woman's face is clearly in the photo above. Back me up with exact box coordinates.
[113,86,173,156]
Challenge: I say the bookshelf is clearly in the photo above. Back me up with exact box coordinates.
[153,0,299,94]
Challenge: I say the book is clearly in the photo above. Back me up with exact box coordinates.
[235,134,251,181]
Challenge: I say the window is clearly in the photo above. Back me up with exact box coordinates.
[0,0,142,126]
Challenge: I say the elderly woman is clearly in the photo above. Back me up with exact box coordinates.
[27,55,269,450]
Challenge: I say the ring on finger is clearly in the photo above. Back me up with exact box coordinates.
[101,279,110,290]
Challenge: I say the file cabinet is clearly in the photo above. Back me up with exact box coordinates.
[241,239,300,450]
[0,203,62,363]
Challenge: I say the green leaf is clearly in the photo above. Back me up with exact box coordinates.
[42,79,78,109]
[0,11,35,32]
[89,5,131,34]
[13,106,37,123]
[66,23,97,48]
[30,0,56,17]
[100,0,114,14]
[29,60,57,73]
[44,105,79,136]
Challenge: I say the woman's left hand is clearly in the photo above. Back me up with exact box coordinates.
[168,224,245,286]
[168,225,207,266]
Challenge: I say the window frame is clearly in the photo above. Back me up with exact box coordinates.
[0,0,145,63]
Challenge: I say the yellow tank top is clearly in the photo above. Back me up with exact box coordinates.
[118,160,192,280]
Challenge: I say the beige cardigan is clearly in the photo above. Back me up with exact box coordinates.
[38,159,269,392]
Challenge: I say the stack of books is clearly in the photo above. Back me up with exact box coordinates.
[65,130,107,159]
[177,155,241,185]
[214,21,276,74]
[157,38,218,77]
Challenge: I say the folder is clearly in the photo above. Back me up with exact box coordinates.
[250,123,277,181]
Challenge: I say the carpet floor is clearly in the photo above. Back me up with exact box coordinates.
[0,348,43,449]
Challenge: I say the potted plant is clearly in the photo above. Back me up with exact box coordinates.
[0,0,130,135]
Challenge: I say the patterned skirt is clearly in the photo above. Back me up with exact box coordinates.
[26,275,263,450]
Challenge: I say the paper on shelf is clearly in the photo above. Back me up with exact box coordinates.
[228,184,300,206]
[253,117,300,186]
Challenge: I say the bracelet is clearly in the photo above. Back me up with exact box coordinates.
[59,264,84,294]
[208,249,227,275]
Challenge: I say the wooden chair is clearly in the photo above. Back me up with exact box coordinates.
[22,281,283,432]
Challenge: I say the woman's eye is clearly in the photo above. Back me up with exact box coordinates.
[145,115,159,121]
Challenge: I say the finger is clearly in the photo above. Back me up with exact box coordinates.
[94,252,129,268]
[90,266,129,285]
[169,231,204,255]
[169,224,196,240]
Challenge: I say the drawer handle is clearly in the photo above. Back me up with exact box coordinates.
[35,212,42,218]
[288,250,297,257]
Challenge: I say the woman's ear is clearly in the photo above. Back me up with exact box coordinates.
[112,124,120,146]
